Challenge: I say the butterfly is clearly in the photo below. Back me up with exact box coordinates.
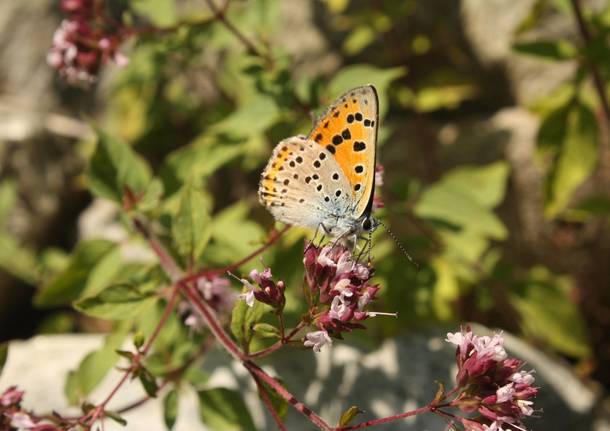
[258,85,379,241]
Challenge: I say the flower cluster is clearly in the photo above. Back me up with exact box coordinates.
[302,243,385,352]
[238,268,286,310]
[47,0,129,85]
[0,386,57,430]
[446,328,538,431]
[180,276,236,331]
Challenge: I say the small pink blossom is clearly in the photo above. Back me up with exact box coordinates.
[0,386,24,407]
[238,279,256,308]
[304,330,332,353]
[10,412,36,429]
[495,383,515,403]
[510,371,535,385]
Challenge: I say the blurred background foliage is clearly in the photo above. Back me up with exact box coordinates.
[1,0,610,407]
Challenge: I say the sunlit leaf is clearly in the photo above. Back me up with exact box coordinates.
[545,102,598,217]
[64,323,130,404]
[431,257,459,320]
[328,65,407,118]
[172,182,212,263]
[35,240,117,307]
[198,387,256,431]
[74,283,158,320]
[414,163,509,240]
[86,128,152,202]
[513,40,577,60]
[339,406,363,427]
[130,0,177,27]
[213,94,280,138]
[231,298,266,348]
[510,268,591,357]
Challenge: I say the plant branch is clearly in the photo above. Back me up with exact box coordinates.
[203,0,274,65]
[244,361,333,431]
[248,320,306,359]
[252,375,287,431]
[336,405,433,430]
[570,0,610,128]
[182,225,290,283]
[133,218,182,282]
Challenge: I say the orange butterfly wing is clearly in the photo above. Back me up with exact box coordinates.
[307,85,378,218]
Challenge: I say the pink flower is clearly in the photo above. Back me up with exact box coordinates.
[179,276,235,331]
[235,267,285,310]
[48,1,129,85]
[302,243,388,339]
[238,279,256,308]
[447,328,538,430]
[10,412,36,429]
[303,330,332,353]
[0,386,24,407]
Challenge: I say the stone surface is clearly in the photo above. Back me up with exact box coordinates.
[0,327,603,430]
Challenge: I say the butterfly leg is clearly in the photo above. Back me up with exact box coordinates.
[354,234,372,263]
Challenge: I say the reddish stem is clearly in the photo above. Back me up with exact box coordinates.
[248,320,306,359]
[181,225,290,283]
[244,361,333,431]
[133,218,182,282]
[252,375,287,431]
[336,405,433,430]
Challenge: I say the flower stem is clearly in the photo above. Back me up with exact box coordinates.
[569,0,610,127]
[336,405,433,430]
[252,375,287,431]
[182,225,290,283]
[244,361,333,431]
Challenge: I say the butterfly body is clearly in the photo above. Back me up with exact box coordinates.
[258,85,379,240]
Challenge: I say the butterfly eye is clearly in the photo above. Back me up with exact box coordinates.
[362,217,373,232]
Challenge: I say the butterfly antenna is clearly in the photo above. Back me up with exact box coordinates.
[377,220,420,269]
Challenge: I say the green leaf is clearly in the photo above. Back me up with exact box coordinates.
[136,179,165,212]
[510,268,591,357]
[513,40,576,60]
[328,65,407,118]
[35,240,117,307]
[230,299,265,348]
[210,202,265,262]
[576,195,610,216]
[343,26,376,55]
[413,84,477,112]
[431,257,459,320]
[213,94,280,138]
[0,233,38,284]
[163,389,179,430]
[537,102,571,151]
[65,324,129,404]
[172,182,212,263]
[198,387,256,431]
[138,367,159,397]
[0,343,8,377]
[252,323,280,339]
[86,128,152,202]
[0,179,16,225]
[162,135,244,196]
[74,283,158,320]
[546,103,598,217]
[414,162,509,239]
[106,410,128,426]
[339,406,362,427]
[130,0,177,27]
